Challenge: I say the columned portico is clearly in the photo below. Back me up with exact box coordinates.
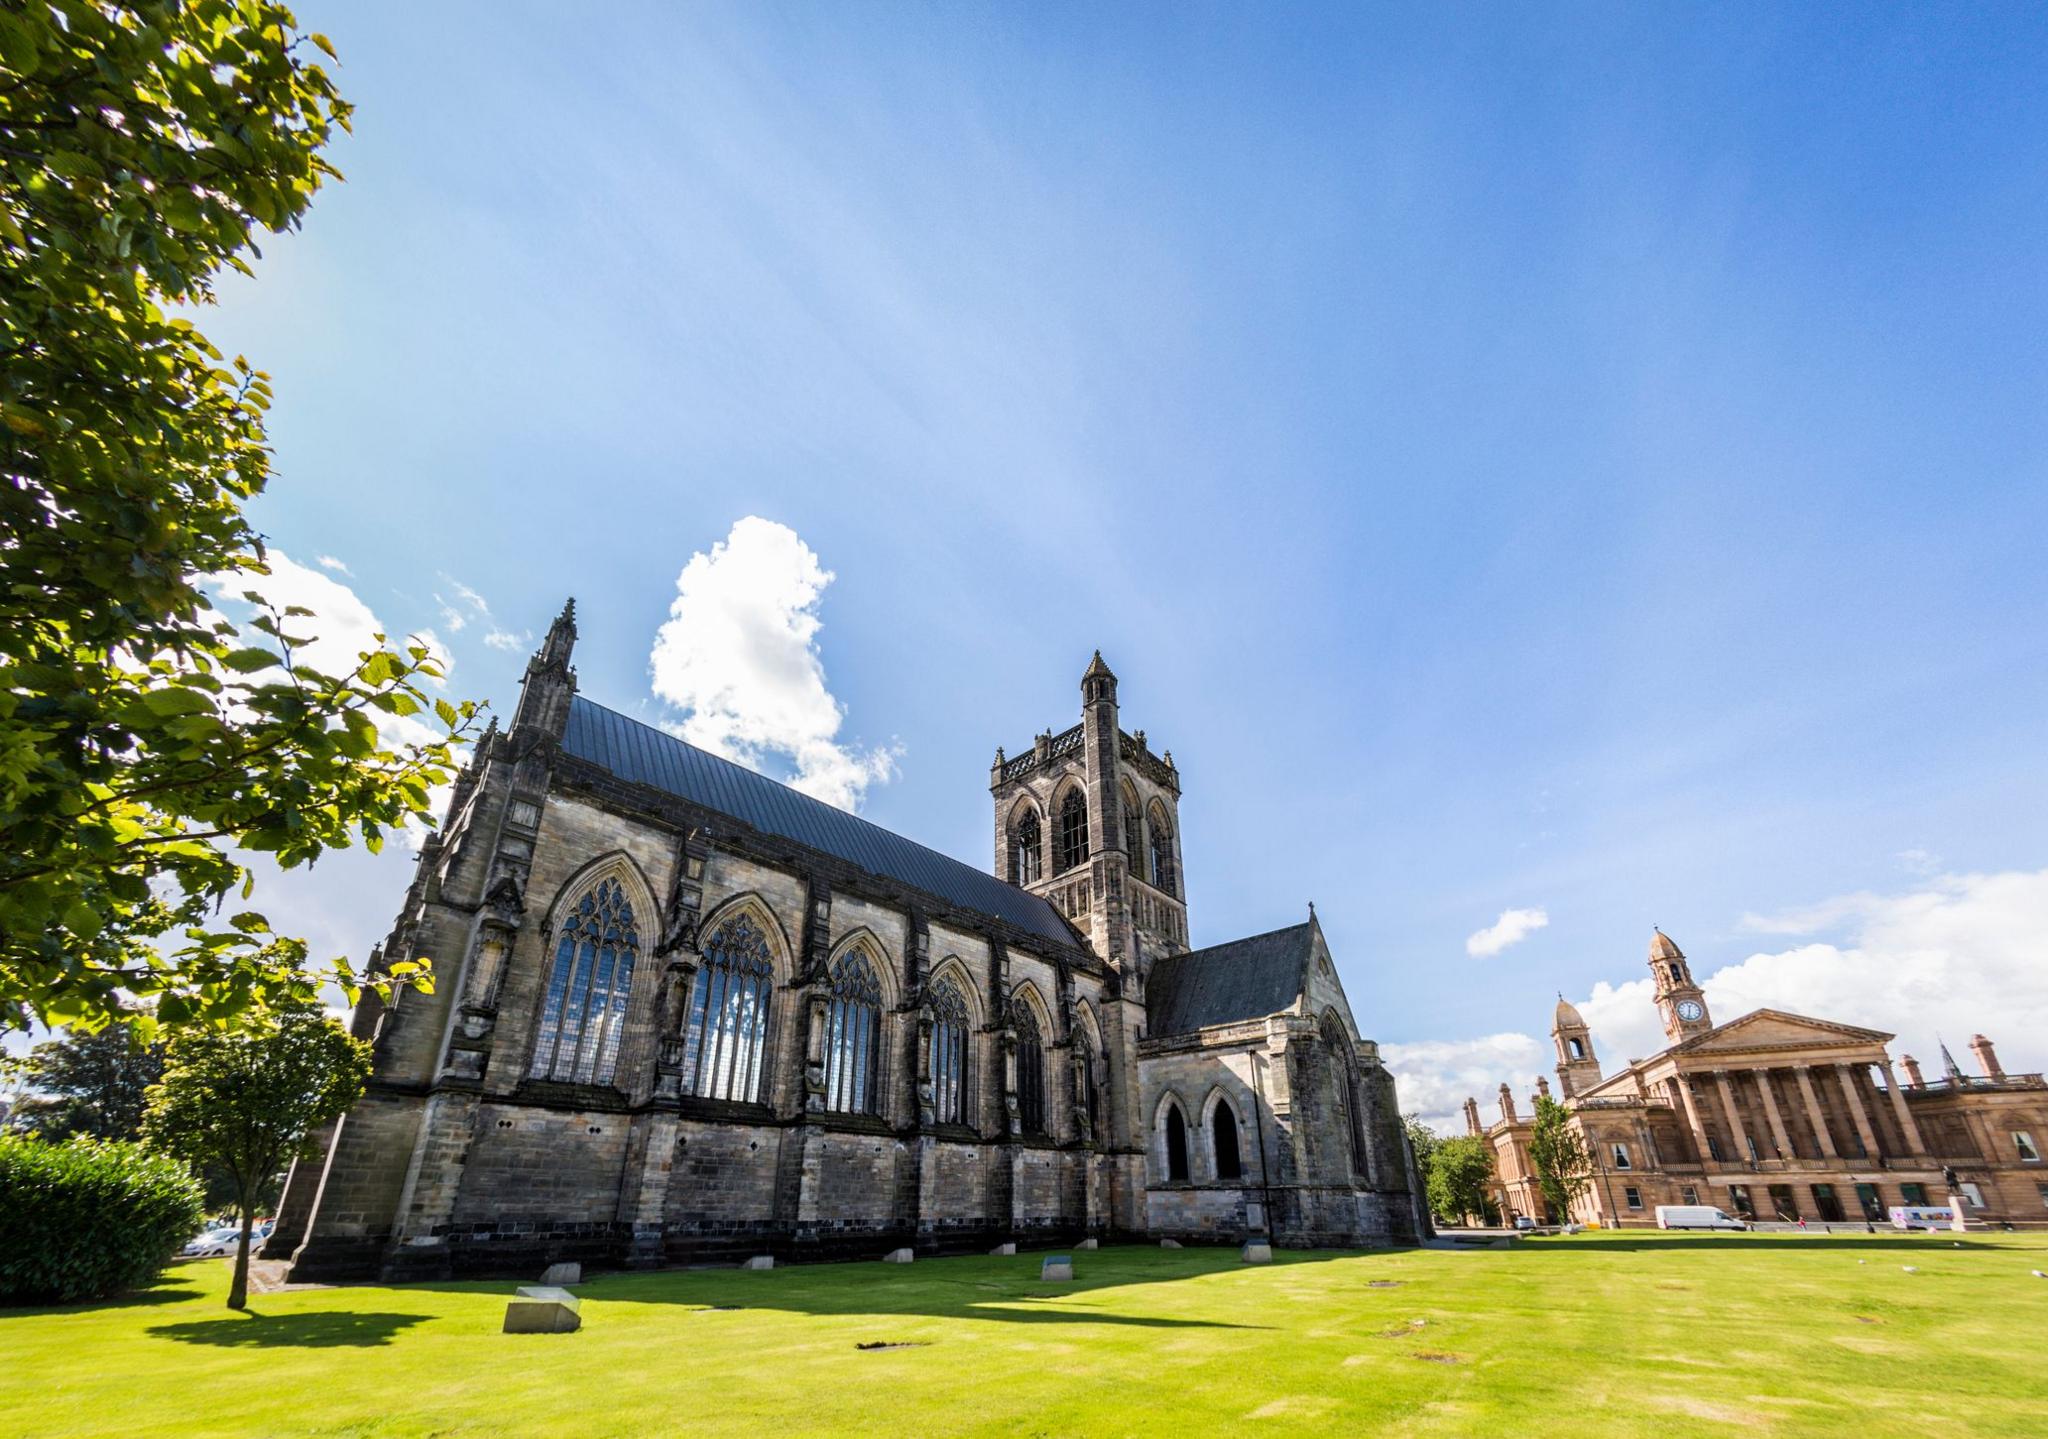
[1711,1071,1750,1162]
[1793,1064,1839,1158]
[1671,1074,1714,1166]
[1751,1068,1793,1159]
[1834,1062,1881,1159]
[1877,1059,1926,1157]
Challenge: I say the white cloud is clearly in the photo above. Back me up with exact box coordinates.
[1465,906,1549,957]
[314,554,352,576]
[648,516,899,811]
[483,628,533,652]
[208,551,457,846]
[1383,1032,1547,1136]
[1393,868,2048,1136]
[433,575,494,635]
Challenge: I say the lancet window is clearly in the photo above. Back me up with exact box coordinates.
[929,977,970,1126]
[824,950,883,1115]
[682,913,775,1102]
[529,877,639,1085]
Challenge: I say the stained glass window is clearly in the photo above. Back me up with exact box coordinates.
[929,977,970,1126]
[1056,790,1088,873]
[682,914,775,1103]
[824,950,883,1115]
[1015,1005,1047,1134]
[529,877,640,1085]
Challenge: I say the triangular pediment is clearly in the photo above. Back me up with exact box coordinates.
[1671,1008,1893,1055]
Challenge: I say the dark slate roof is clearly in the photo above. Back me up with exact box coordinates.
[560,696,1081,949]
[1146,921,1314,1036]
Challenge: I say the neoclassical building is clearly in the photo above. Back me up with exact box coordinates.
[270,608,1425,1279]
[1470,931,2047,1227]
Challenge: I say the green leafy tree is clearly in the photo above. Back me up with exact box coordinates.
[142,1000,369,1309]
[1425,1134,1498,1225]
[0,1,474,1037]
[1403,1113,1441,1187]
[7,1020,164,1138]
[1528,1094,1593,1222]
[0,1132,204,1303]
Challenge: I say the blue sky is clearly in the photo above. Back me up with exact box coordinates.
[174,3,2048,1123]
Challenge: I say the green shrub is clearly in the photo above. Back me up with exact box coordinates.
[0,1133,205,1304]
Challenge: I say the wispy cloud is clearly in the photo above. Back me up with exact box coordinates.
[433,574,494,635]
[649,517,899,811]
[1465,906,1549,957]
[483,628,533,652]
[314,554,352,576]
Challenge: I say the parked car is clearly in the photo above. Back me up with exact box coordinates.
[181,1227,240,1258]
[1654,1204,1748,1231]
[1512,1215,1537,1231]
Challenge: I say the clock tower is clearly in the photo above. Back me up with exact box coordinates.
[1649,928,1712,1043]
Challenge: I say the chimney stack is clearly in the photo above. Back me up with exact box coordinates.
[1498,1082,1517,1124]
[1900,1054,1924,1089]
[1969,1033,2004,1080]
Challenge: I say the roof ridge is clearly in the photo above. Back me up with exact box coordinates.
[1163,918,1312,964]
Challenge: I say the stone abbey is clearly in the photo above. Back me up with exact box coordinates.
[271,607,1425,1280]
[1472,931,2048,1229]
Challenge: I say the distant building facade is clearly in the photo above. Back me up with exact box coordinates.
[270,611,1424,1280]
[1470,931,2046,1228]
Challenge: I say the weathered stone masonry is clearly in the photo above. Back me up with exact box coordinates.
[274,611,1424,1281]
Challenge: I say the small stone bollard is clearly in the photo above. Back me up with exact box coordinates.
[882,1248,914,1264]
[540,1262,581,1286]
[1159,1239,1182,1249]
[2030,1269,2045,1279]
[1901,1265,1919,1273]
[1241,1240,1273,1264]
[1041,1255,1074,1281]
[503,1285,581,1334]
[990,1242,1016,1256]
[1077,1237,1098,1250]
[743,1255,775,1271]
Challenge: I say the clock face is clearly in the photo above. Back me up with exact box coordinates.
[1677,1000,1704,1022]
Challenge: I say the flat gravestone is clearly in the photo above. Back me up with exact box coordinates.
[990,1242,1016,1256]
[743,1255,775,1271]
[1241,1241,1273,1264]
[1077,1238,1098,1250]
[882,1248,914,1264]
[504,1286,580,1334]
[540,1262,581,1286]
[1041,1256,1074,1281]
[1159,1239,1182,1249]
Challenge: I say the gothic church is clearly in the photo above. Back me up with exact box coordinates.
[272,606,1424,1279]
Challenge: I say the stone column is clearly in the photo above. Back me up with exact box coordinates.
[1793,1065,1839,1158]
[1878,1059,1926,1157]
[1672,1074,1715,1166]
[1712,1071,1751,1161]
[1834,1062,1882,1160]
[1751,1068,1793,1159]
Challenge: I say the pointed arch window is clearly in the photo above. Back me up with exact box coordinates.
[1213,1101,1243,1180]
[1165,1104,1190,1182]
[824,949,883,1115]
[1011,810,1043,885]
[1075,1032,1099,1140]
[682,914,775,1103]
[1056,789,1089,873]
[929,976,970,1126]
[530,876,639,1085]
[1121,790,1142,868]
[1014,1005,1047,1135]
[1148,813,1175,895]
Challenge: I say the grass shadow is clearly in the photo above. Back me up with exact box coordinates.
[148,1310,432,1348]
[1,1280,205,1319]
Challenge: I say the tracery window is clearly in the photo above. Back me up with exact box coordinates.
[1011,811,1043,885]
[1076,1034,1099,1140]
[1165,1103,1190,1182]
[1213,1102,1243,1180]
[1014,1005,1047,1135]
[929,977,970,1126]
[824,949,883,1115]
[1121,796,1142,868]
[682,913,775,1103]
[1148,814,1175,895]
[1056,789,1089,873]
[529,877,639,1085]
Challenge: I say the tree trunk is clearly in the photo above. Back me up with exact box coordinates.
[227,1207,255,1310]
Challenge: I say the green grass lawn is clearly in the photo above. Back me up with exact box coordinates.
[5,1231,2046,1437]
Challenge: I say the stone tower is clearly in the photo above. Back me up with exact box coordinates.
[1649,928,1712,1044]
[1551,995,1602,1098]
[989,652,1187,985]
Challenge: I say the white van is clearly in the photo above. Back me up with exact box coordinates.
[1654,1205,1747,1231]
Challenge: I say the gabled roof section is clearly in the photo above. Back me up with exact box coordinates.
[1146,921,1312,1037]
[560,697,1083,950]
[1666,1007,1894,1057]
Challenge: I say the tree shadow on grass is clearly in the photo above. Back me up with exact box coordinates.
[1,1279,204,1319]
[148,1310,432,1348]
[392,1244,1292,1331]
